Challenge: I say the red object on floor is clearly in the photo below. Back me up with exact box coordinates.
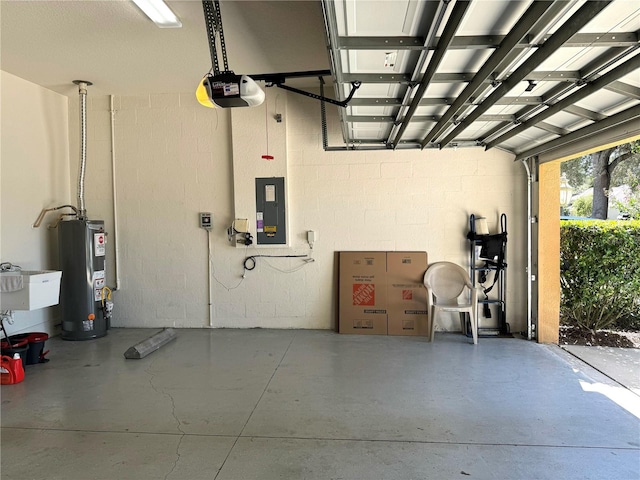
[1,354,25,385]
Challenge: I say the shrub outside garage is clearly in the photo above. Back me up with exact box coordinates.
[560,220,640,346]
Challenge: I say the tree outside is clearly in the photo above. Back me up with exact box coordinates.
[561,140,640,219]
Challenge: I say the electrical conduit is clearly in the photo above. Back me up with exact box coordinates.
[207,230,214,327]
[110,95,121,291]
[521,158,533,340]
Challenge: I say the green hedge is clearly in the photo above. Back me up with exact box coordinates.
[560,220,640,332]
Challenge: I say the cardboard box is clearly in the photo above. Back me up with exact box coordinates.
[338,251,429,336]
[386,252,429,336]
[338,252,388,334]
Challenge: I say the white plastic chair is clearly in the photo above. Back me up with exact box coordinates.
[424,261,479,345]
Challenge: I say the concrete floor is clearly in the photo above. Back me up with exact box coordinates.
[1,328,639,480]
[563,344,640,396]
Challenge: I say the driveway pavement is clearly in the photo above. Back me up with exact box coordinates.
[562,345,640,396]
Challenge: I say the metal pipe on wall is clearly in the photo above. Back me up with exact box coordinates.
[208,230,214,327]
[73,80,92,219]
[521,158,534,340]
[109,95,121,291]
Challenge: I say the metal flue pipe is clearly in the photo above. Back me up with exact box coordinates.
[73,80,92,219]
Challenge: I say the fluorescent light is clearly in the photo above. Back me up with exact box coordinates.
[132,0,182,28]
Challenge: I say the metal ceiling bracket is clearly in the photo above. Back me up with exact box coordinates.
[605,81,640,100]
[336,32,638,51]
[323,0,638,153]
[438,0,614,149]
[249,70,360,108]
[389,0,472,149]
[202,0,229,75]
[485,50,640,150]
[515,104,640,161]
[384,0,452,147]
[420,0,555,147]
[250,70,331,84]
[271,81,361,108]
[480,46,634,145]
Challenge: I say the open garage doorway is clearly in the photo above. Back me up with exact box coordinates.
[535,138,640,344]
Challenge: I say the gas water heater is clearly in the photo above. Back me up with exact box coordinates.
[59,80,110,340]
[59,219,109,340]
[32,80,112,340]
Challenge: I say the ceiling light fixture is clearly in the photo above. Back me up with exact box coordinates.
[132,0,182,28]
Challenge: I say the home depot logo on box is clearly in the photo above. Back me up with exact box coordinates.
[353,283,375,306]
[402,289,413,300]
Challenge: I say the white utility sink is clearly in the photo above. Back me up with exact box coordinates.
[0,270,62,311]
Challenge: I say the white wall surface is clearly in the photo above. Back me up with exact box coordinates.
[0,71,71,336]
[5,74,527,335]
[231,90,289,246]
[68,91,234,328]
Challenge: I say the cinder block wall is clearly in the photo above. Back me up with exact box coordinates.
[64,88,527,332]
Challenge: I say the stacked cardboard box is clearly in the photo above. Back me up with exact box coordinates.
[386,252,429,336]
[338,252,388,334]
[338,251,428,336]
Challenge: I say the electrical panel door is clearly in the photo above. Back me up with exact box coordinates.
[256,177,286,245]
